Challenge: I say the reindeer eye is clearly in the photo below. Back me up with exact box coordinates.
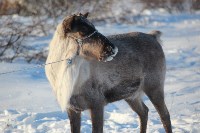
[82,26,88,32]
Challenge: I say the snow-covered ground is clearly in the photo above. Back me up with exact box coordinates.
[0,11,200,133]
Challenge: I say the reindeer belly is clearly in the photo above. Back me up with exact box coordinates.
[68,78,141,112]
[104,79,141,103]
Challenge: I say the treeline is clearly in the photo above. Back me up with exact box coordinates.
[0,0,199,16]
[141,0,200,12]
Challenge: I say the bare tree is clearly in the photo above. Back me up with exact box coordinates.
[0,15,51,62]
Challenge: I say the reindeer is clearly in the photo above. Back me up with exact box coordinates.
[45,13,172,133]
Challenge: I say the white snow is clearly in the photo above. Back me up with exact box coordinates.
[0,11,200,133]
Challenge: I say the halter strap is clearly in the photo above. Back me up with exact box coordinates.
[68,30,98,47]
[56,30,98,65]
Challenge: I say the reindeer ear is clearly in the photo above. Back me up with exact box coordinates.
[62,15,75,32]
[83,12,89,18]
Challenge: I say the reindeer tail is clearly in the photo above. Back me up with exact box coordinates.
[149,30,162,44]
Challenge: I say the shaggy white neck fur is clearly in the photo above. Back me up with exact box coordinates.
[45,24,89,111]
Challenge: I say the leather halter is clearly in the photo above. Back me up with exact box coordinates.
[68,30,98,47]
[66,30,98,65]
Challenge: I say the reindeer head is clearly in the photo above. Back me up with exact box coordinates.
[61,13,118,62]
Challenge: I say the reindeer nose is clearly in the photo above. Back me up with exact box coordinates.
[108,46,115,55]
[99,46,115,61]
[106,46,114,54]
[107,46,112,51]
[110,50,115,55]
[103,46,113,56]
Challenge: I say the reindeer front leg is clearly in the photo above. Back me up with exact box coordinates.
[90,105,104,133]
[67,109,81,133]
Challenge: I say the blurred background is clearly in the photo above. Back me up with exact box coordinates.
[0,0,199,63]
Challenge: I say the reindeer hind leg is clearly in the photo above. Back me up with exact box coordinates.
[125,97,149,133]
[144,84,172,133]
